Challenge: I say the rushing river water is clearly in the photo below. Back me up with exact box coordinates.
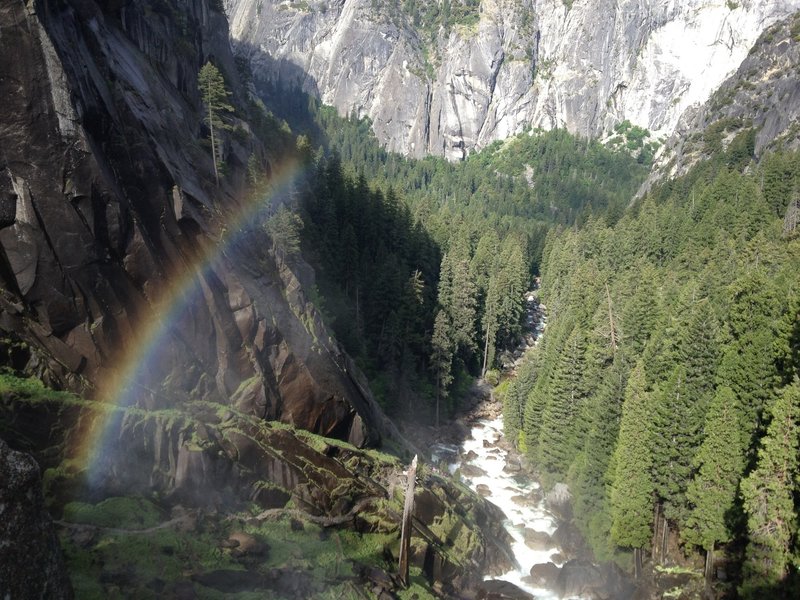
[440,289,565,598]
[452,418,562,599]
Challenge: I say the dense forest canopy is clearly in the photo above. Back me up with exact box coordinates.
[500,133,800,596]
[249,48,799,596]
[255,78,651,418]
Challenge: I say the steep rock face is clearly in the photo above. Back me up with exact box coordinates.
[529,0,800,140]
[647,11,800,186]
[225,0,800,159]
[227,0,537,160]
[0,0,388,448]
[0,438,73,600]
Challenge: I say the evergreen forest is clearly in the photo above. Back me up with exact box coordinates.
[249,68,800,597]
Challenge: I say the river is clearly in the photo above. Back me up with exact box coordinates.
[439,290,564,598]
[457,417,561,598]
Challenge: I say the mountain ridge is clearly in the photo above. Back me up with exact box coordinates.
[225,0,800,160]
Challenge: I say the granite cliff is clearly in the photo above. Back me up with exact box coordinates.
[647,11,800,187]
[0,0,388,449]
[225,0,800,160]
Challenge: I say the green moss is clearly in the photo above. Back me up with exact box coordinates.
[0,372,85,406]
[61,515,243,598]
[63,496,164,530]
[397,568,436,599]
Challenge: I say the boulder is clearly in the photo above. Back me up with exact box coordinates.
[476,579,534,600]
[225,531,268,557]
[476,484,493,497]
[523,529,553,551]
[556,559,636,600]
[552,521,589,560]
[0,438,73,599]
[460,463,488,478]
[511,489,542,508]
[545,483,573,520]
[527,562,560,589]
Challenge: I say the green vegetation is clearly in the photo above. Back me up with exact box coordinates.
[63,497,163,529]
[264,204,304,258]
[0,370,82,404]
[252,74,650,419]
[502,126,800,593]
[607,119,660,164]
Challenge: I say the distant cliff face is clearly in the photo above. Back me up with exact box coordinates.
[225,0,800,159]
[0,0,388,448]
[646,11,800,187]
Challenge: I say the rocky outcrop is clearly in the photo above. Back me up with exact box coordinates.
[646,10,800,187]
[0,0,391,450]
[0,388,514,597]
[556,559,636,600]
[0,438,73,600]
[225,0,800,159]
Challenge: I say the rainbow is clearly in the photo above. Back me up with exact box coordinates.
[76,157,306,481]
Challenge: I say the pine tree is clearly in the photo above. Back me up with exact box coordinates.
[430,310,454,428]
[198,61,233,186]
[684,386,746,582]
[571,355,628,559]
[610,362,654,577]
[538,326,588,474]
[650,365,699,528]
[739,381,800,598]
[503,355,537,442]
[265,205,303,259]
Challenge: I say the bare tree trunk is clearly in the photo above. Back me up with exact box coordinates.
[398,455,418,588]
[634,547,642,580]
[481,305,493,379]
[208,100,219,187]
[435,372,440,428]
[605,282,617,353]
[652,503,661,564]
[660,517,669,565]
[704,544,714,586]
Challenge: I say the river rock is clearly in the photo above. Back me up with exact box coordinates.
[475,579,534,600]
[556,559,636,600]
[550,552,566,564]
[461,464,488,478]
[0,438,73,599]
[526,562,560,589]
[523,529,553,551]
[545,483,573,521]
[511,488,543,509]
[476,484,493,497]
[502,456,522,474]
[552,521,589,560]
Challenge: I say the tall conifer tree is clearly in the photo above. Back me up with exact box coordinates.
[740,381,800,598]
[198,61,233,186]
[610,362,654,576]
